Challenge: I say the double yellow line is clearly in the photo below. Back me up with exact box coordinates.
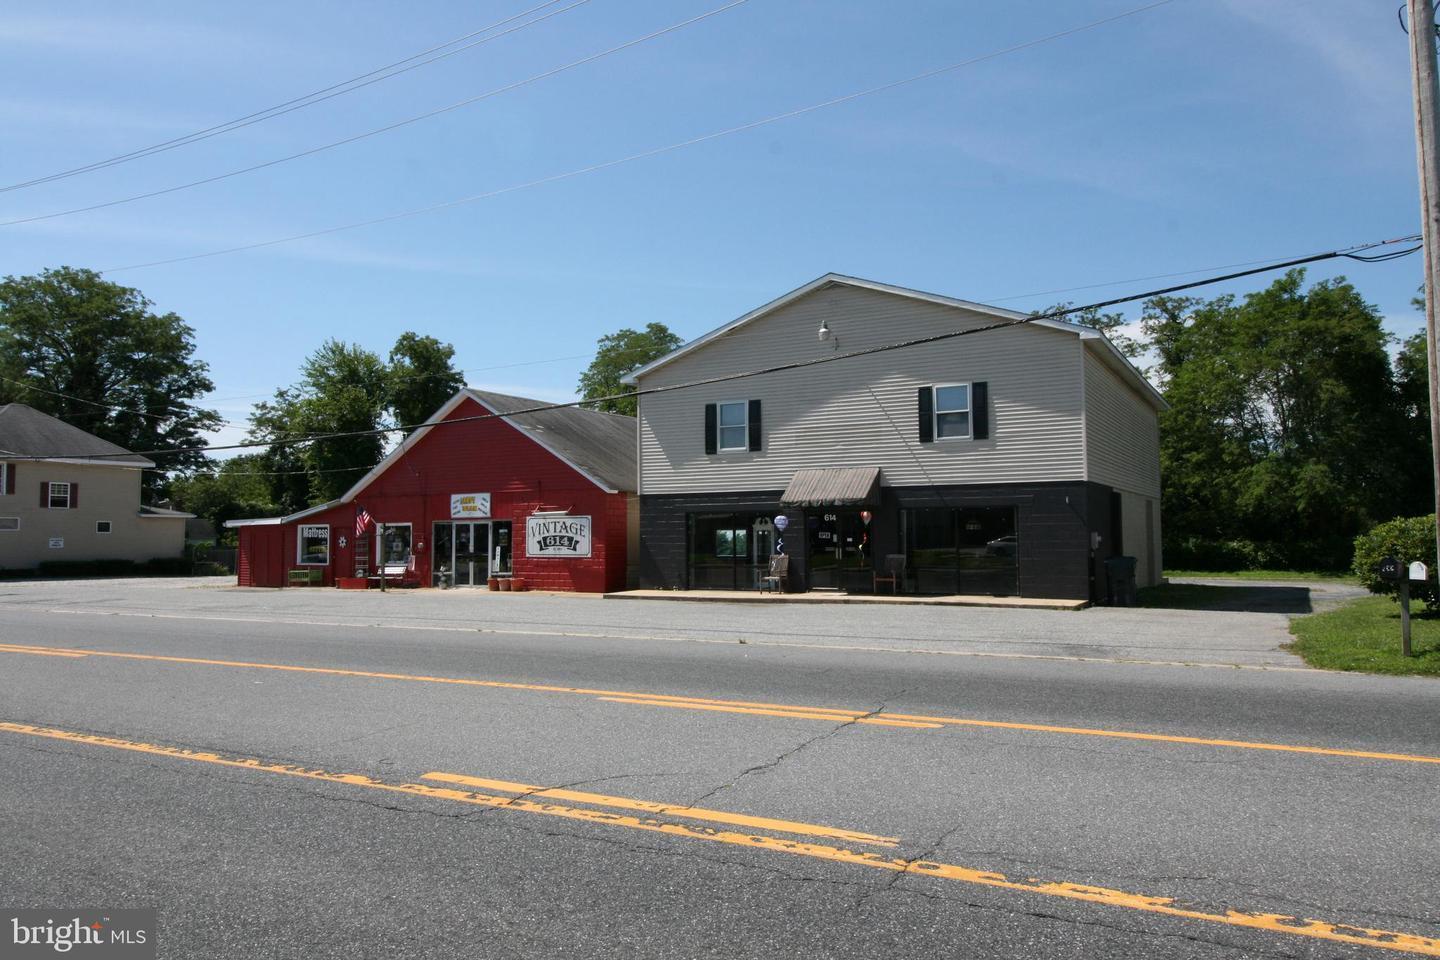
[2,641,1438,765]
[1,720,1436,956]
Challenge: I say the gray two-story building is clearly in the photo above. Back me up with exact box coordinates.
[625,275,1165,603]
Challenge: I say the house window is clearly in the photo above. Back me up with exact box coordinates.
[933,384,971,440]
[297,525,331,565]
[377,524,412,566]
[48,482,71,509]
[0,518,17,532]
[714,526,750,558]
[717,401,747,451]
[96,521,112,534]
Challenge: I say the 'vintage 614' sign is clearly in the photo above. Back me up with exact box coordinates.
[526,515,592,558]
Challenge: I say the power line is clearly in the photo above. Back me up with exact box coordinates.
[0,0,587,194]
[17,233,1418,463]
[2,1,749,227]
[99,0,1176,274]
[0,372,239,429]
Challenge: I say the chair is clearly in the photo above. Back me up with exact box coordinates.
[873,554,905,595]
[760,554,789,594]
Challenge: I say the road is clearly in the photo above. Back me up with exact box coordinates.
[0,578,1436,958]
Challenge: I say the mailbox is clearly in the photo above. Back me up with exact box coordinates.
[1378,556,1403,582]
[1410,561,1429,582]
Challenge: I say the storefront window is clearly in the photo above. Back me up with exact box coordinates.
[378,524,412,566]
[297,525,330,565]
[901,507,1017,595]
[689,514,771,589]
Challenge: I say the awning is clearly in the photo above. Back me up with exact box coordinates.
[779,467,882,508]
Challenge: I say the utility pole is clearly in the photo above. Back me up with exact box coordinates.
[1408,0,1440,569]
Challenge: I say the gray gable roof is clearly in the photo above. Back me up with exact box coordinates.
[465,389,637,493]
[0,403,153,467]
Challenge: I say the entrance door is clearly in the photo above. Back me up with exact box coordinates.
[433,521,491,586]
[806,511,870,590]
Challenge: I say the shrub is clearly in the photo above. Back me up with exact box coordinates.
[1352,515,1439,611]
[37,559,137,578]
[1164,536,1352,572]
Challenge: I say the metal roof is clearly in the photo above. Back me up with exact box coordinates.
[463,389,637,494]
[0,403,153,467]
[779,467,882,507]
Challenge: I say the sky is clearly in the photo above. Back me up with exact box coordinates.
[0,0,1428,453]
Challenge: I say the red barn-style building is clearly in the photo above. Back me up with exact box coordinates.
[228,389,637,592]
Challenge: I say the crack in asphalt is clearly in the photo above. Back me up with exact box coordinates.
[683,688,907,809]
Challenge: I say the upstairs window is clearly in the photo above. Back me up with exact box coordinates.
[704,400,763,454]
[934,384,971,440]
[717,401,747,451]
[47,482,71,509]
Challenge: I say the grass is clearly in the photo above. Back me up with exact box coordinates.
[1164,569,1354,582]
[1287,595,1440,676]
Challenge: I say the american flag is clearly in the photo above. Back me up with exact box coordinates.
[355,505,373,537]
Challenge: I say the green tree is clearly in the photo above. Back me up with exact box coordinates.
[1145,270,1408,568]
[388,332,464,427]
[1036,302,1144,359]
[578,322,682,416]
[168,455,277,541]
[0,266,220,489]
[248,340,389,507]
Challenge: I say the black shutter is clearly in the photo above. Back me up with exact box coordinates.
[70,482,78,508]
[3,464,12,495]
[40,482,48,507]
[972,381,989,440]
[704,404,718,455]
[917,388,934,444]
[748,399,762,451]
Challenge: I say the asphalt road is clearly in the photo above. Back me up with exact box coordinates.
[1,579,1437,959]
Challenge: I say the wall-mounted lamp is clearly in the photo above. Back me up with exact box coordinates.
[817,319,838,350]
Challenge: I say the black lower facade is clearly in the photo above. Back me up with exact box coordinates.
[639,481,1120,602]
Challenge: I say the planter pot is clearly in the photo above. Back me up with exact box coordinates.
[487,577,501,590]
[498,579,512,591]
[335,577,369,590]
[511,578,527,592]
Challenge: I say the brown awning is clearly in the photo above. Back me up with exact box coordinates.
[779,467,882,507]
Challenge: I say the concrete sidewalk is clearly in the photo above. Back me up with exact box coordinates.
[603,589,1087,611]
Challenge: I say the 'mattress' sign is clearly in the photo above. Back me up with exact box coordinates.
[526,515,592,558]
[450,492,491,519]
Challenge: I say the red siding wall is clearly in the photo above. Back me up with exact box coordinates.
[234,397,630,592]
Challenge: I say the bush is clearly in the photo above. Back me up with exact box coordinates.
[1164,536,1352,572]
[1352,515,1439,611]
[37,559,138,578]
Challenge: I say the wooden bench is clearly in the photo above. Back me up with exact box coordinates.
[288,568,324,587]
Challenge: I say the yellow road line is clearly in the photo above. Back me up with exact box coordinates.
[1,720,1436,957]
[3,642,1439,765]
[420,772,898,846]
[0,643,88,658]
[596,696,944,728]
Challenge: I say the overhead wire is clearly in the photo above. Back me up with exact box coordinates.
[1,0,750,227]
[11,233,1419,464]
[98,0,1177,274]
[0,0,587,194]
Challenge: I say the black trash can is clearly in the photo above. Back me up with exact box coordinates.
[1103,555,1139,607]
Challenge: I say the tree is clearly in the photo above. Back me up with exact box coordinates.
[168,455,276,541]
[578,322,682,416]
[1144,270,1410,568]
[0,266,220,490]
[247,340,389,507]
[1035,302,1144,359]
[389,332,464,427]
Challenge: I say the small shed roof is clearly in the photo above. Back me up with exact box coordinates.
[0,403,153,467]
[780,467,882,507]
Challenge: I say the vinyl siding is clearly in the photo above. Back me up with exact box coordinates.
[1083,351,1161,498]
[637,284,1086,495]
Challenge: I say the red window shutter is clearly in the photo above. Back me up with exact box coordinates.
[70,483,79,508]
[40,482,48,507]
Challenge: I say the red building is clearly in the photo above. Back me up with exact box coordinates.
[228,389,637,592]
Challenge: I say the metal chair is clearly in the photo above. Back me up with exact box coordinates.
[760,554,789,594]
[873,554,905,594]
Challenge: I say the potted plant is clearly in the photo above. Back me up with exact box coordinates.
[498,578,511,591]
[511,577,527,592]
[487,576,500,590]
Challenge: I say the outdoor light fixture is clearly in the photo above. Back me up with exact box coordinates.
[817,319,831,342]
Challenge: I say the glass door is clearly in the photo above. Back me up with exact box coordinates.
[806,511,869,590]
[434,521,491,586]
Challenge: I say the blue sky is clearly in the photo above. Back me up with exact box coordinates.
[0,0,1426,451]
